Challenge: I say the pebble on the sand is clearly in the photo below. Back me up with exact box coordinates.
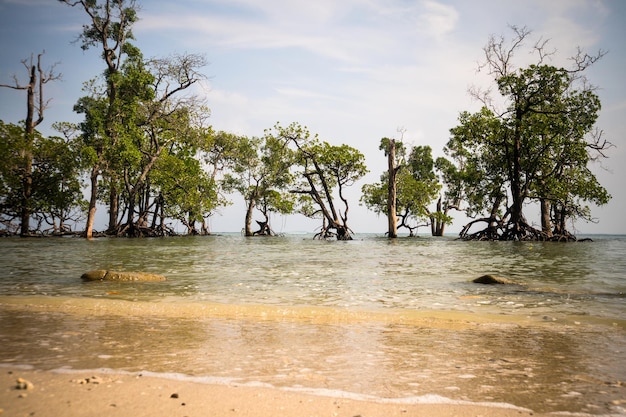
[15,378,34,390]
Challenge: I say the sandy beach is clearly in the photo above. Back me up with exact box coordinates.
[0,367,547,417]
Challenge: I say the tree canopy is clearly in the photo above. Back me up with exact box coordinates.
[222,132,296,236]
[445,26,612,241]
[272,123,368,240]
[0,121,84,235]
[0,11,613,240]
[361,139,443,237]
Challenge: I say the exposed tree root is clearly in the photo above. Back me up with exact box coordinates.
[459,218,579,241]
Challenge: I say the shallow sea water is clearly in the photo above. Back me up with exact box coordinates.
[0,234,625,414]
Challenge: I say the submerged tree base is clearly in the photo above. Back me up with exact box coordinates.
[459,218,581,242]
[313,225,353,240]
[252,221,274,236]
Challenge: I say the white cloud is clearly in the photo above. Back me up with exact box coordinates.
[140,13,370,64]
[417,0,459,38]
[536,17,601,62]
[139,0,464,66]
[211,0,348,24]
[274,87,342,102]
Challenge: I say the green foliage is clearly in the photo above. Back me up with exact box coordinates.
[26,11,610,238]
[0,121,85,233]
[361,140,442,235]
[66,0,138,58]
[65,0,211,236]
[152,151,217,228]
[446,108,507,218]
[360,182,387,216]
[222,130,297,234]
[317,142,368,186]
[0,121,27,226]
[31,135,86,226]
[447,62,610,239]
[272,122,367,239]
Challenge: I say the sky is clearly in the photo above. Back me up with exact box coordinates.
[0,0,625,235]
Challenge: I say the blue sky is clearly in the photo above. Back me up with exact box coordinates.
[1,0,624,234]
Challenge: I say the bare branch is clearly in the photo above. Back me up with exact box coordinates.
[479,25,532,78]
[586,128,614,160]
[1,51,61,129]
[569,47,608,73]
[467,84,494,109]
[533,35,556,64]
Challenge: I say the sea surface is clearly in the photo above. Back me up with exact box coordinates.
[0,233,625,414]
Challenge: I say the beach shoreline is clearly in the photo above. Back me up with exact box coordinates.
[1,297,626,416]
[0,366,550,417]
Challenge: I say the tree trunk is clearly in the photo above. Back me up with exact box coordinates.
[336,225,352,240]
[244,197,255,236]
[84,167,99,239]
[126,188,136,236]
[159,194,165,233]
[387,139,398,238]
[540,198,552,238]
[553,204,567,236]
[150,194,159,230]
[187,218,198,235]
[431,197,445,236]
[19,64,37,237]
[108,182,119,232]
[201,219,210,236]
[508,113,526,239]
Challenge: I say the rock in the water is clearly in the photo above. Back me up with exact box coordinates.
[81,270,107,280]
[472,274,515,285]
[81,270,166,282]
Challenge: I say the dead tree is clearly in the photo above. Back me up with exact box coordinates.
[0,52,61,236]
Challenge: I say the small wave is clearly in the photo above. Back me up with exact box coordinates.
[43,366,626,416]
[283,386,533,411]
[49,366,532,411]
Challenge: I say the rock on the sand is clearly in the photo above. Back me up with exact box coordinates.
[15,378,34,390]
[472,274,516,285]
[81,270,167,282]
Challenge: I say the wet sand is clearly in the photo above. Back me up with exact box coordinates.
[1,296,626,415]
[0,367,545,417]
